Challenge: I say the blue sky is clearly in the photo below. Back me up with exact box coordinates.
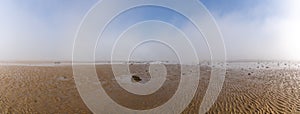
[0,0,299,61]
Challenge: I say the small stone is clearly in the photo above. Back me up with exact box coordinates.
[57,76,68,81]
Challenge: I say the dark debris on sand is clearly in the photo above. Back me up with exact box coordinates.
[132,75,142,82]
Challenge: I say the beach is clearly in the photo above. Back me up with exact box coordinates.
[0,62,299,113]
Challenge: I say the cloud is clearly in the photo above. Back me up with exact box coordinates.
[0,0,299,61]
[273,0,300,60]
[203,0,300,60]
[0,0,97,61]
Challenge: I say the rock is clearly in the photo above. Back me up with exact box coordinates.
[132,75,142,82]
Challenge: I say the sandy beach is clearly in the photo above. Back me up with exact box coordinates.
[0,62,299,113]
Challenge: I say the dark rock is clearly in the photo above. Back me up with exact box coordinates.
[132,75,142,82]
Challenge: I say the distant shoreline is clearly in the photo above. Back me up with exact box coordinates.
[0,61,299,70]
[1,60,300,64]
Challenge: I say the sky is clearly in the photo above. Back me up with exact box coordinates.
[0,0,299,61]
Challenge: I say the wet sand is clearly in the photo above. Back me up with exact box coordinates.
[0,62,299,113]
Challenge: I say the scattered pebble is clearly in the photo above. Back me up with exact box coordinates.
[57,76,68,81]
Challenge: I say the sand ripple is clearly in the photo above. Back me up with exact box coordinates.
[0,64,299,113]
